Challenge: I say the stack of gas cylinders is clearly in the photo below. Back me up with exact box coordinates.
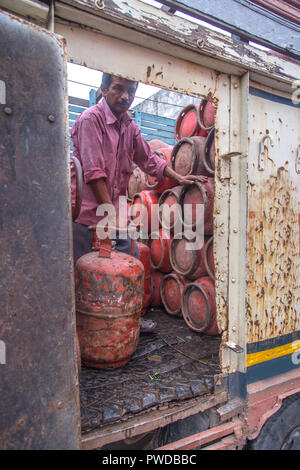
[127,100,219,336]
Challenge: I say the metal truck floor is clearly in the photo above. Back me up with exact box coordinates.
[79,308,221,434]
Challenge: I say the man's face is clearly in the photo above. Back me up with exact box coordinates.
[102,76,138,118]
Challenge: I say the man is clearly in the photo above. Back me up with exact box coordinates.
[71,73,206,331]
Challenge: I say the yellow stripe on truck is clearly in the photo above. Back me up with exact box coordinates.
[247,340,300,367]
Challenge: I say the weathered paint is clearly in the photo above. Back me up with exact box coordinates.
[222,74,248,384]
[55,0,300,92]
[247,85,300,344]
[0,10,81,449]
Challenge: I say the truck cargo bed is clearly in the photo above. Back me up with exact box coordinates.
[80,308,221,434]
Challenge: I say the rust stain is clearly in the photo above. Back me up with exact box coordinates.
[247,168,300,342]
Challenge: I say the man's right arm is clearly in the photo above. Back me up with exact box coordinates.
[89,178,113,206]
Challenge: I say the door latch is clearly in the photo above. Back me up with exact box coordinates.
[222,341,244,353]
[258,133,274,171]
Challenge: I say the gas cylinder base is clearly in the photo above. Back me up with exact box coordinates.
[82,357,132,370]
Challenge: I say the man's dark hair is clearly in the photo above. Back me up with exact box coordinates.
[96,73,112,103]
[95,73,138,104]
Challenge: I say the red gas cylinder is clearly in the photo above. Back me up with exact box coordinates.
[75,238,144,369]
[76,332,81,377]
[137,241,151,315]
[131,190,160,233]
[205,128,215,173]
[204,236,215,281]
[179,178,214,236]
[161,271,188,316]
[170,236,210,280]
[127,167,148,201]
[149,228,173,273]
[146,147,177,194]
[150,269,164,307]
[182,276,218,335]
[198,100,215,132]
[158,185,183,231]
[149,139,171,152]
[175,104,208,140]
[171,136,214,177]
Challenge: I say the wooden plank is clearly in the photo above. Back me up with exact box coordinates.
[69,104,87,114]
[69,111,83,121]
[139,111,177,126]
[140,126,174,140]
[141,119,175,133]
[69,95,89,107]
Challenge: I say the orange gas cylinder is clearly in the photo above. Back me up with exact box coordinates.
[150,269,164,307]
[146,147,177,194]
[149,228,173,273]
[171,136,214,177]
[204,236,215,281]
[75,238,144,369]
[137,241,151,315]
[198,100,215,132]
[127,166,148,201]
[160,271,188,316]
[182,276,218,335]
[170,236,210,280]
[131,190,160,233]
[175,104,208,140]
[158,185,183,231]
[179,178,214,236]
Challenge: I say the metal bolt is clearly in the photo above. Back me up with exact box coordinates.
[95,0,105,9]
[233,228,238,233]
[233,130,238,136]
[3,107,12,115]
[232,180,237,185]
[233,83,238,89]
[222,130,226,135]
[231,278,236,283]
[197,39,205,49]
[57,401,63,409]
[223,81,228,87]
[220,277,225,283]
[221,229,225,234]
[48,114,55,123]
[232,326,236,332]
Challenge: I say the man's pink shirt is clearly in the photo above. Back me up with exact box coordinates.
[71,98,167,226]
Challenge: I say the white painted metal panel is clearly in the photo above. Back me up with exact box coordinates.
[247,87,300,343]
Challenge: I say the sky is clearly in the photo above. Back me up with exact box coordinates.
[67,63,161,108]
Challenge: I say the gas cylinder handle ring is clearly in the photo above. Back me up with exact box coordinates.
[71,156,83,221]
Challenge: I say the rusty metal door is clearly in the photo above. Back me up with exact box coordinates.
[0,11,81,449]
[246,85,300,382]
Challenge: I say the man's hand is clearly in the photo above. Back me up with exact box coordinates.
[163,166,208,185]
[175,174,208,186]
